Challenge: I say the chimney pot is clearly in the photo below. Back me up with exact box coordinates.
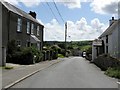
[112,17,114,20]
[109,17,115,26]
[29,11,36,19]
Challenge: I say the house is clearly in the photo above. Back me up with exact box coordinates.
[0,1,44,66]
[92,17,120,61]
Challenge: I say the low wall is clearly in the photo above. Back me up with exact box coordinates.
[94,54,120,70]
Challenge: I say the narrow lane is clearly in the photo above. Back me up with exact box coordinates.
[11,57,118,88]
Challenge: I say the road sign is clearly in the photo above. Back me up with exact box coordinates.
[93,39,102,46]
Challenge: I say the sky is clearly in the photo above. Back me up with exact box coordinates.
[3,0,119,41]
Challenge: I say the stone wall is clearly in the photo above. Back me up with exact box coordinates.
[94,54,120,70]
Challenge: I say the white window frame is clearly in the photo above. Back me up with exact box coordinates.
[16,40,21,47]
[31,23,34,34]
[27,22,30,34]
[37,26,40,36]
[17,18,22,32]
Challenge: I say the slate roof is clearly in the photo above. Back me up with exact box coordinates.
[99,20,119,38]
[0,1,43,26]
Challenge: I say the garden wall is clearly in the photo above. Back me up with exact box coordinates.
[94,54,120,70]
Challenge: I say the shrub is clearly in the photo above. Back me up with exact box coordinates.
[52,50,58,59]
[22,47,43,63]
[7,40,18,55]
[42,50,46,61]
[21,47,34,64]
[58,54,65,58]
[59,49,66,56]
[6,40,43,65]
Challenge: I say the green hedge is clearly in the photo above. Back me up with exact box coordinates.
[6,46,43,65]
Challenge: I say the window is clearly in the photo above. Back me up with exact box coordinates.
[31,23,34,34]
[106,35,108,43]
[26,41,30,47]
[17,18,22,32]
[106,46,108,53]
[27,22,30,34]
[37,43,40,50]
[16,40,21,47]
[37,26,40,36]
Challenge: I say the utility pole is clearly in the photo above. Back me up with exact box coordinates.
[65,22,67,57]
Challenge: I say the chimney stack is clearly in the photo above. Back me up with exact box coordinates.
[112,17,114,20]
[109,17,115,26]
[29,11,36,19]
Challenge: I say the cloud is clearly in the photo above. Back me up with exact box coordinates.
[3,0,119,16]
[90,0,119,16]
[19,0,41,7]
[44,19,65,41]
[3,0,89,8]
[60,0,81,9]
[91,18,105,33]
[43,18,107,41]
[3,0,41,7]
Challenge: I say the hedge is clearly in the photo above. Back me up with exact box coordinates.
[6,47,43,65]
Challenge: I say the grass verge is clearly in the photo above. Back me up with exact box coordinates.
[2,66,14,70]
[105,67,120,79]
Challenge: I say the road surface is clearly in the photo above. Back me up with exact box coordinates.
[11,57,118,88]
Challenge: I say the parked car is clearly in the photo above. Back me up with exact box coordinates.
[82,51,86,58]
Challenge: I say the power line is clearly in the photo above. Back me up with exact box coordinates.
[41,2,53,17]
[46,2,60,24]
[53,0,65,23]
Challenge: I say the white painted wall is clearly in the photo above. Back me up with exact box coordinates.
[92,44,97,62]
[108,35,112,55]
[111,25,118,58]
[100,24,119,59]
[118,21,120,59]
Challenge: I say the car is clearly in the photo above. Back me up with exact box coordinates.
[82,51,86,58]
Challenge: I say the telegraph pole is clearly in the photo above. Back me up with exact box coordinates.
[65,22,67,57]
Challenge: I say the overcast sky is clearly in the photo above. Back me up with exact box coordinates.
[4,0,119,41]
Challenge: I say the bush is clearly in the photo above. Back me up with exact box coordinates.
[52,50,58,59]
[7,40,18,55]
[6,40,43,65]
[59,49,66,56]
[28,47,43,63]
[58,54,65,58]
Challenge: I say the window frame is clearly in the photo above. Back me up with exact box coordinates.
[16,40,21,47]
[27,21,30,34]
[31,23,34,34]
[37,26,40,36]
[17,18,22,32]
[106,35,108,43]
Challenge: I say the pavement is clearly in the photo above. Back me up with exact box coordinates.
[2,59,62,89]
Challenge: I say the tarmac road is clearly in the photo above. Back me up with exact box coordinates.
[11,57,118,88]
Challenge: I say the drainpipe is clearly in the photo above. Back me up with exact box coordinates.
[7,10,10,42]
